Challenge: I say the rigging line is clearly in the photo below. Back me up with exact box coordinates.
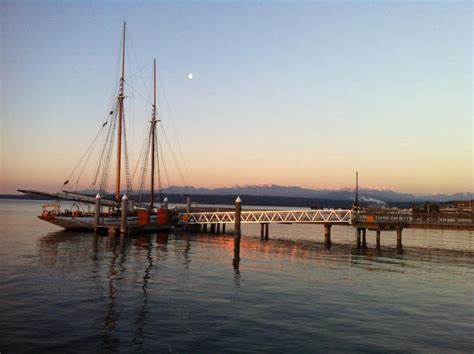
[126,26,151,101]
[156,66,191,185]
[62,124,104,189]
[137,129,152,203]
[99,106,119,194]
[154,130,162,202]
[76,94,119,188]
[60,81,119,192]
[75,129,103,185]
[131,124,150,184]
[93,100,118,187]
[160,126,189,188]
[159,137,174,197]
[122,109,134,196]
[126,62,152,86]
[124,81,153,106]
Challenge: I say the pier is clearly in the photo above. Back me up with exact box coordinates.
[179,201,474,250]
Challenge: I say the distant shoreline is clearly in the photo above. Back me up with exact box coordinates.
[0,193,422,209]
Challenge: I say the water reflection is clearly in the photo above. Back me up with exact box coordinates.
[34,230,474,352]
[233,237,241,287]
[104,238,120,352]
[133,235,154,352]
[38,231,473,277]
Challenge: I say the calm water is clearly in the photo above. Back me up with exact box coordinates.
[1,200,473,353]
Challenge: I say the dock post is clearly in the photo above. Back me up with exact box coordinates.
[362,228,367,248]
[94,193,101,232]
[120,194,128,234]
[186,195,192,213]
[260,223,265,239]
[396,228,403,250]
[235,196,241,239]
[356,228,361,248]
[202,224,208,233]
[216,223,221,234]
[210,223,216,233]
[324,224,332,247]
[222,224,226,234]
[376,230,381,249]
[264,223,269,240]
[163,197,168,210]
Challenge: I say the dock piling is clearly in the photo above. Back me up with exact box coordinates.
[362,228,367,248]
[235,197,241,239]
[94,193,101,232]
[120,194,128,234]
[186,195,192,213]
[376,230,381,249]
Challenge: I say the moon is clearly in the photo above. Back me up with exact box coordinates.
[188,73,193,80]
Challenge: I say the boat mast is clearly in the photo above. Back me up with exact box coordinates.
[116,22,126,202]
[150,59,157,209]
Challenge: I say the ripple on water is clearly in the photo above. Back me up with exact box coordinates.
[0,200,473,352]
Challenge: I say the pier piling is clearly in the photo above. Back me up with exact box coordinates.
[222,224,226,234]
[120,194,128,234]
[362,228,367,248]
[186,195,191,213]
[216,223,221,234]
[94,193,101,232]
[235,197,241,239]
[376,230,381,249]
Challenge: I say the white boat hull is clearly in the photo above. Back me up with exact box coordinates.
[39,215,158,230]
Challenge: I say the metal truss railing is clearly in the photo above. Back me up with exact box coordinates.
[180,209,353,225]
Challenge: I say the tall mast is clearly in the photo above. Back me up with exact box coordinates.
[115,22,126,202]
[150,59,157,209]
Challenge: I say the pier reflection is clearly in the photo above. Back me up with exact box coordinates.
[38,231,473,278]
[133,235,154,351]
[233,237,241,287]
[34,229,473,352]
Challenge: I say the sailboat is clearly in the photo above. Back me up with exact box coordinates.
[19,23,172,230]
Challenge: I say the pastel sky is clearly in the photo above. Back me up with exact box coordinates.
[1,0,472,195]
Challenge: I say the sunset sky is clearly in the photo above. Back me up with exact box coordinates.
[1,1,472,195]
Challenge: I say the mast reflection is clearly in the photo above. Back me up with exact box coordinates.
[103,237,120,352]
[133,234,154,351]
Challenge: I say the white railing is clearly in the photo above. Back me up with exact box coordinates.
[180,209,353,224]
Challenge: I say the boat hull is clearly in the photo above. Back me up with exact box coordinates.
[38,215,159,230]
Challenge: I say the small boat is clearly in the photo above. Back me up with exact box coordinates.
[19,23,174,231]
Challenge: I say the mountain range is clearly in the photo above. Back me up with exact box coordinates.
[156,184,472,203]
